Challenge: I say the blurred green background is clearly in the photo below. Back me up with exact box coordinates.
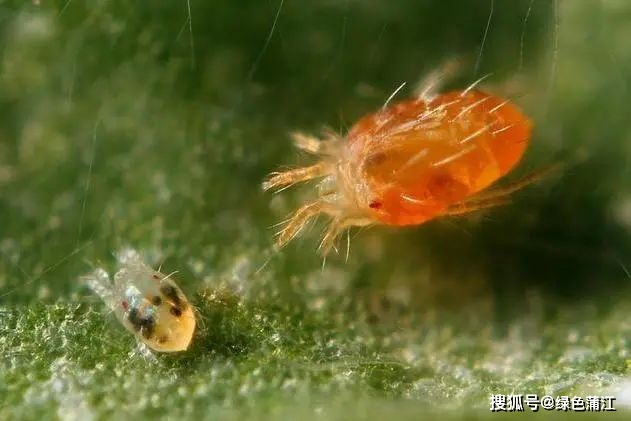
[2,0,631,419]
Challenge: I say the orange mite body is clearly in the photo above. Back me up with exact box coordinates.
[348,90,531,226]
[264,88,532,254]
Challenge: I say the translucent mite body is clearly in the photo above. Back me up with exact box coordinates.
[264,80,533,255]
[84,249,195,353]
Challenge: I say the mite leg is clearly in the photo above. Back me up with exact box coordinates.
[318,217,373,256]
[291,132,323,154]
[291,129,340,156]
[82,268,118,311]
[318,219,344,256]
[135,341,158,362]
[443,165,560,216]
[116,248,143,266]
[468,164,562,203]
[415,58,465,101]
[444,196,511,216]
[262,162,328,192]
[275,201,334,248]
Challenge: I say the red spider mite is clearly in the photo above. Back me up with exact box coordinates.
[263,71,536,256]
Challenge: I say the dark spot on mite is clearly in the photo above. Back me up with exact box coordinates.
[127,308,156,338]
[127,308,142,331]
[140,317,155,340]
[369,200,382,209]
[157,335,168,344]
[151,295,162,306]
[427,173,467,202]
[364,152,387,168]
[160,284,186,309]
[170,306,182,317]
[152,274,160,280]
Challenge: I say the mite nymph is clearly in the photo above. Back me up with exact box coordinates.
[83,249,196,353]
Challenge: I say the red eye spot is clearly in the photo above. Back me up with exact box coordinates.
[369,201,382,209]
[121,301,129,310]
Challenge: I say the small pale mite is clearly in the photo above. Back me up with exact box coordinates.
[83,249,196,353]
